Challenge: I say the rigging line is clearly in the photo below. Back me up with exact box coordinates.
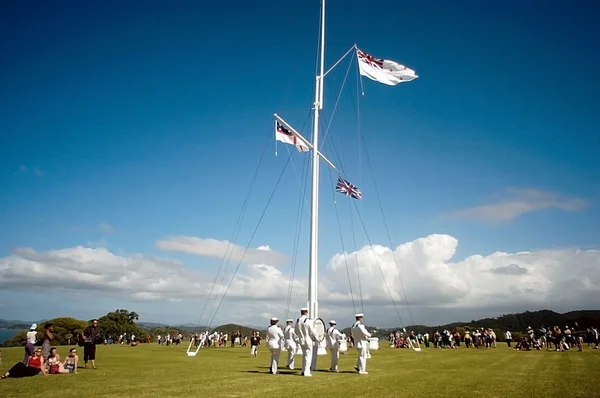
[282,109,314,209]
[343,61,414,326]
[322,44,357,77]
[194,126,272,328]
[320,50,355,150]
[284,111,313,320]
[205,115,314,325]
[207,149,295,328]
[326,160,357,314]
[285,153,309,321]
[348,198,364,313]
[355,52,362,209]
[319,117,347,178]
[351,199,405,328]
[357,129,415,327]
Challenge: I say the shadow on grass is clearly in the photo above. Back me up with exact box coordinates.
[241,370,305,376]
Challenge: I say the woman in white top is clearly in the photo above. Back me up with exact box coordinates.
[23,323,37,365]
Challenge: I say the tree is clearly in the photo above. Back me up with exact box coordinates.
[98,309,146,342]
[1,317,88,347]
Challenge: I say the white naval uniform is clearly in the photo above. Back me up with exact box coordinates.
[351,320,372,374]
[326,325,344,371]
[295,315,319,376]
[284,324,298,370]
[267,324,285,374]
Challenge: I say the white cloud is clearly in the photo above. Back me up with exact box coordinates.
[98,222,114,232]
[1,235,598,327]
[446,188,589,222]
[155,236,288,266]
[12,165,44,176]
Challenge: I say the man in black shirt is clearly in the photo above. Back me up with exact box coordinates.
[83,319,101,369]
[250,331,261,356]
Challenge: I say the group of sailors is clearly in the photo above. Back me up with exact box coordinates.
[266,308,372,376]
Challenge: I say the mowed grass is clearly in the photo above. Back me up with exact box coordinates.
[1,343,599,397]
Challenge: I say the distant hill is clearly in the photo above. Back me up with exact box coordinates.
[4,309,598,339]
[211,323,263,337]
[136,322,263,336]
[340,309,600,338]
[0,319,34,330]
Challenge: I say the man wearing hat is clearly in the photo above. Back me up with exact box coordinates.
[266,317,284,374]
[326,320,344,372]
[351,313,371,374]
[284,318,299,370]
[295,307,318,377]
[23,323,37,364]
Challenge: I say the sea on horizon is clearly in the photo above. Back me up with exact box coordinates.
[0,329,20,344]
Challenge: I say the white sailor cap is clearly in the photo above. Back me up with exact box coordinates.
[329,320,336,325]
[270,317,279,321]
[300,307,309,311]
[355,313,364,318]
[30,323,37,330]
[285,319,294,323]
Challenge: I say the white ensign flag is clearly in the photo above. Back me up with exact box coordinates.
[275,121,309,152]
[356,48,417,86]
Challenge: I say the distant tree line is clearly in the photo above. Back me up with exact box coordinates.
[3,308,598,347]
[1,309,148,348]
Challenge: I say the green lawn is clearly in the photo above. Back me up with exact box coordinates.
[1,343,598,397]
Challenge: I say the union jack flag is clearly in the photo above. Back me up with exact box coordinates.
[357,49,384,70]
[336,177,362,200]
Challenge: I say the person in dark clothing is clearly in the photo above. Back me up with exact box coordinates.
[83,319,101,369]
[2,348,47,378]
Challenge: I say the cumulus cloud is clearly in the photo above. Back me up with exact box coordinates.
[446,188,589,222]
[0,245,300,304]
[1,235,598,326]
[155,236,288,266]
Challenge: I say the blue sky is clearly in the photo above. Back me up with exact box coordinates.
[1,0,599,327]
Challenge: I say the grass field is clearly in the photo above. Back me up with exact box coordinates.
[1,343,599,397]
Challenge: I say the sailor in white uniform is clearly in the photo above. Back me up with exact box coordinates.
[351,313,371,374]
[295,307,318,377]
[266,317,284,374]
[326,320,344,372]
[284,319,298,370]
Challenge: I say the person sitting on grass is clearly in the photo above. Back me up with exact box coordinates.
[47,347,70,374]
[63,348,79,374]
[1,348,48,378]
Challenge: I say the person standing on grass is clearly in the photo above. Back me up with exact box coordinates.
[326,320,343,372]
[42,323,54,358]
[23,323,37,364]
[266,317,284,374]
[505,330,512,347]
[284,319,298,370]
[250,331,260,356]
[351,313,371,375]
[83,319,101,369]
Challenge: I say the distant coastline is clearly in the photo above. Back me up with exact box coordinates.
[0,329,20,344]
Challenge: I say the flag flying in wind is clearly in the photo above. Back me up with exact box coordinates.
[275,121,309,152]
[356,48,417,86]
[336,177,362,200]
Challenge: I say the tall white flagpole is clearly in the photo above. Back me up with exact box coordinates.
[308,0,325,323]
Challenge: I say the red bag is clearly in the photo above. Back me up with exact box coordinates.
[49,364,60,374]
